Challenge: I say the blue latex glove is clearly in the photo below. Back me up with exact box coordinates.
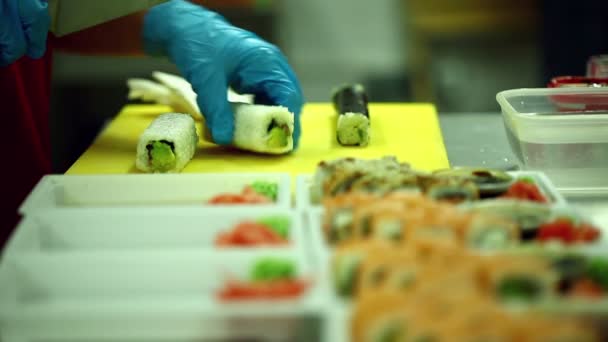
[143,0,304,148]
[0,0,50,66]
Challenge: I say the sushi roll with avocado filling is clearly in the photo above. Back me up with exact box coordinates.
[357,252,419,297]
[323,193,377,244]
[230,103,294,154]
[422,176,480,204]
[333,242,390,297]
[433,167,514,198]
[352,293,410,342]
[310,156,403,202]
[482,256,557,304]
[460,199,553,241]
[136,113,198,173]
[332,84,370,146]
[464,215,519,251]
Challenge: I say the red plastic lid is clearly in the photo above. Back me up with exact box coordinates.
[546,76,608,111]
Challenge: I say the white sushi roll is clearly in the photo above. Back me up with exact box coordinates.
[231,103,294,154]
[127,71,294,154]
[135,113,198,173]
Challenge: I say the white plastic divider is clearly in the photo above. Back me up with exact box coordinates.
[2,207,308,258]
[19,173,291,215]
[296,170,567,211]
[0,249,330,341]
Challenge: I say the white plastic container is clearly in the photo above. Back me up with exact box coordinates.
[19,173,291,214]
[496,87,608,190]
[0,249,328,341]
[296,171,567,210]
[2,208,307,258]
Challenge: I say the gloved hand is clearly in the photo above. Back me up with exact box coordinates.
[143,0,304,148]
[0,0,50,66]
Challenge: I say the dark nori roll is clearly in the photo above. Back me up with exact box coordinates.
[332,84,370,146]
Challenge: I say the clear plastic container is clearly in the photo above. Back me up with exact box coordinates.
[0,249,328,341]
[2,208,306,258]
[496,88,608,190]
[19,173,291,214]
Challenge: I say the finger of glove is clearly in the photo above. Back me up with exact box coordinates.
[0,1,27,66]
[190,69,234,145]
[18,0,50,59]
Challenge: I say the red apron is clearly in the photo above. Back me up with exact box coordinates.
[0,36,53,246]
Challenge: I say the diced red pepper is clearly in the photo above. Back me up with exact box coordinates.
[501,180,548,203]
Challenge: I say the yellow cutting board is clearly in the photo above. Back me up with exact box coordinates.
[67,103,449,175]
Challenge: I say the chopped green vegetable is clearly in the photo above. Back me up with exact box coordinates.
[251,258,296,281]
[497,275,543,302]
[250,181,278,201]
[586,257,608,290]
[257,216,290,238]
[146,140,176,172]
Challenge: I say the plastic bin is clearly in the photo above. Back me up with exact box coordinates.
[2,208,306,258]
[496,88,608,190]
[0,249,327,341]
[18,173,291,215]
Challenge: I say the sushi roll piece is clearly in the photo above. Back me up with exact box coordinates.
[323,193,377,244]
[460,199,553,240]
[479,255,558,304]
[518,318,599,342]
[420,176,480,204]
[356,251,419,298]
[369,212,408,243]
[436,305,516,342]
[350,169,420,195]
[229,103,294,154]
[310,156,403,202]
[332,84,371,146]
[352,200,410,240]
[463,214,519,251]
[332,241,391,298]
[433,167,514,198]
[351,292,410,342]
[135,113,198,173]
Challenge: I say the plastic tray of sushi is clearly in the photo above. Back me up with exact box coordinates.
[2,208,313,258]
[328,239,608,341]
[18,173,291,215]
[0,248,328,341]
[296,156,567,211]
[310,189,605,259]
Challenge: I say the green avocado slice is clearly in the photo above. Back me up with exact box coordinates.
[146,140,176,172]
